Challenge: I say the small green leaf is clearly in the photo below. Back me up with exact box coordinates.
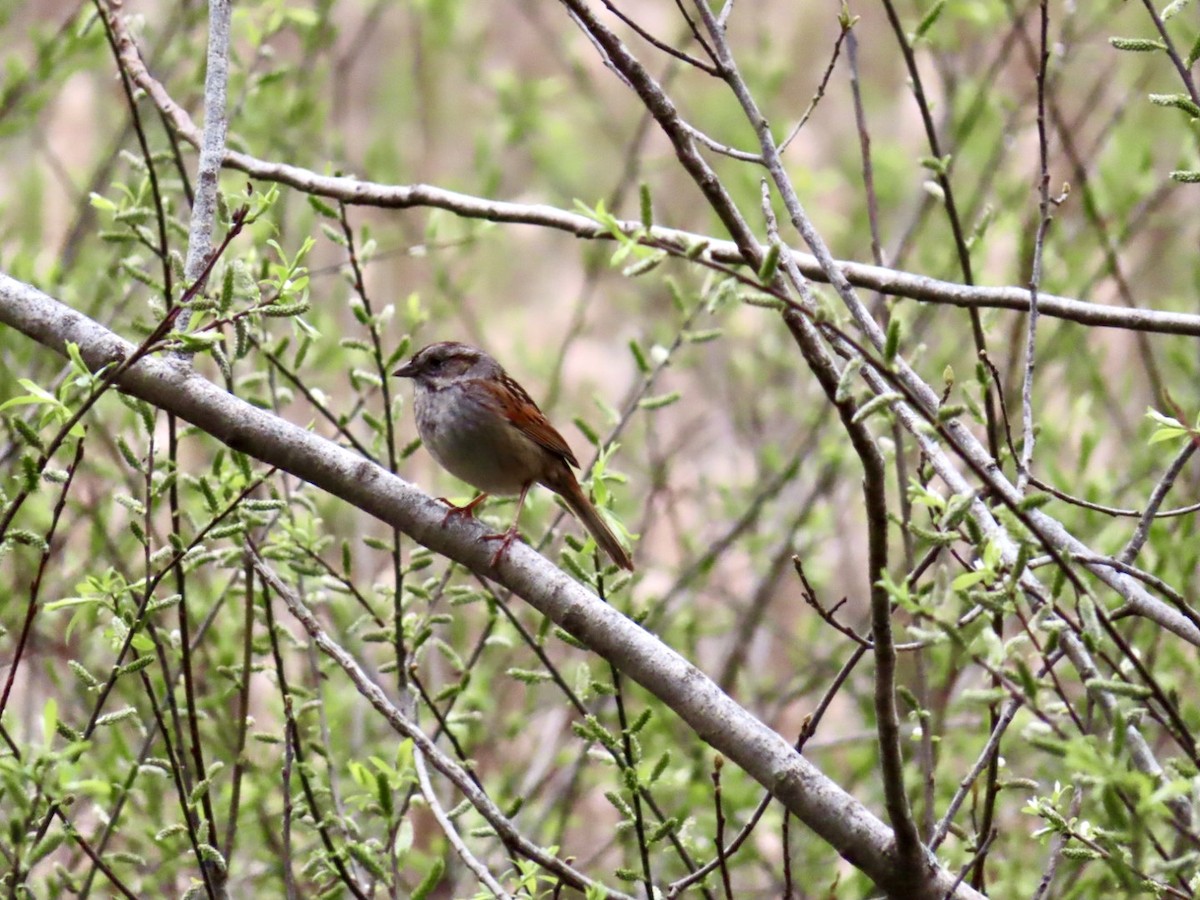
[1149,93,1200,117]
[638,391,681,410]
[1186,30,1200,67]
[42,699,57,748]
[757,242,782,282]
[1085,678,1154,700]
[1163,0,1192,20]
[851,391,901,423]
[1146,404,1190,444]
[884,317,902,363]
[1108,36,1167,52]
[629,340,650,374]
[89,193,118,212]
[260,300,311,318]
[1146,407,1184,429]
[952,570,989,591]
[411,858,445,900]
[307,195,338,218]
[638,182,653,228]
[912,0,947,41]
[622,251,666,278]
[836,356,861,402]
[95,706,140,728]
[1017,492,1052,511]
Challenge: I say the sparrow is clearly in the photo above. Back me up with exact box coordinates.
[394,341,634,570]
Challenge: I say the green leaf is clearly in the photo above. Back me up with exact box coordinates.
[622,251,666,278]
[1084,678,1154,699]
[411,858,445,900]
[757,242,781,282]
[638,391,681,410]
[507,667,552,684]
[1149,93,1200,117]
[1146,407,1184,429]
[89,192,118,212]
[952,570,989,591]
[851,391,901,423]
[884,317,902,363]
[0,379,61,414]
[95,706,139,727]
[911,0,947,41]
[307,195,338,218]
[42,698,57,748]
[1162,0,1192,19]
[1187,29,1200,67]
[1146,405,1190,444]
[65,341,91,378]
[1108,36,1166,52]
[628,340,650,374]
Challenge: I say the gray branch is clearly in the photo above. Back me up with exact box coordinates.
[179,0,232,330]
[413,750,514,900]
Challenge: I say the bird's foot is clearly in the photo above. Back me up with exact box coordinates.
[439,493,488,526]
[482,525,524,567]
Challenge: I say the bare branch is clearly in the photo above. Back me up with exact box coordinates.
[103,9,1200,337]
[178,0,232,330]
[413,751,515,900]
[1017,0,1054,490]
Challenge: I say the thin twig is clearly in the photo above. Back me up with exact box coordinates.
[778,16,853,154]
[1137,0,1200,107]
[0,435,85,721]
[1119,440,1198,564]
[760,182,923,874]
[414,750,515,900]
[1029,472,1200,520]
[929,696,1024,851]
[599,0,719,74]
[878,0,1001,462]
[1017,0,1054,490]
[711,758,734,900]
[846,27,885,268]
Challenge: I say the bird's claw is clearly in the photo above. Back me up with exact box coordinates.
[482,526,523,566]
[438,493,488,527]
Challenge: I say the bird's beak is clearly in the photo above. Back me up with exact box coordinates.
[393,361,417,378]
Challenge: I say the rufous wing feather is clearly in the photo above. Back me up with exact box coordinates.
[477,373,580,468]
[475,367,631,569]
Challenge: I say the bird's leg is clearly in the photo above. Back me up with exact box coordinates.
[482,482,533,566]
[439,492,489,526]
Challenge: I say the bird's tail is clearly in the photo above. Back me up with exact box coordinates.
[558,477,635,571]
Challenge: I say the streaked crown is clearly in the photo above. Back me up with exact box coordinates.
[393,341,502,386]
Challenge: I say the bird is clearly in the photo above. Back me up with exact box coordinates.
[393,341,634,570]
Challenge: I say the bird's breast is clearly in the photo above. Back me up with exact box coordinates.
[412,385,545,495]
